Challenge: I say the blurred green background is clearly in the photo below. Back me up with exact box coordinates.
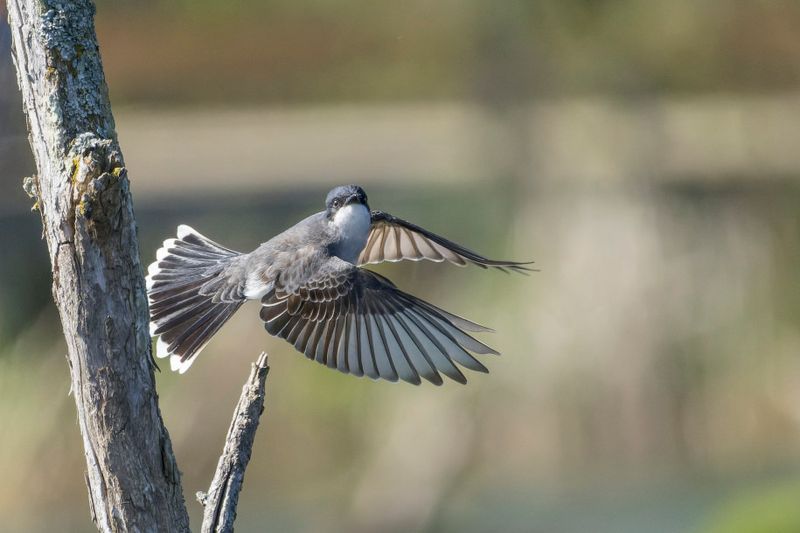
[2,1,800,532]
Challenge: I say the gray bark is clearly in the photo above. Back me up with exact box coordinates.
[7,1,190,531]
[198,353,270,533]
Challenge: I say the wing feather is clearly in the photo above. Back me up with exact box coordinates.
[358,211,533,273]
[395,308,467,384]
[372,298,422,385]
[366,297,399,381]
[334,315,349,374]
[260,256,498,384]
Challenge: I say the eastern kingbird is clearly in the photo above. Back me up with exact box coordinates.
[146,185,531,384]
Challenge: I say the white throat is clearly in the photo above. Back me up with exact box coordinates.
[331,203,371,263]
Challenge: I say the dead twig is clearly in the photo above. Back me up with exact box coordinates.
[198,352,270,533]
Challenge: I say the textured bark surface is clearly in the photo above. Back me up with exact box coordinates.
[7,1,190,531]
[199,353,270,533]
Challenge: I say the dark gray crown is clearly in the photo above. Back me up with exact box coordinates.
[325,185,368,210]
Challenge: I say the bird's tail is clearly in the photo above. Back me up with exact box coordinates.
[146,225,244,373]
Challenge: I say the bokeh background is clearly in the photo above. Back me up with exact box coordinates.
[2,1,800,532]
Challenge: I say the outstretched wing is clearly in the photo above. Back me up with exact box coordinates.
[357,211,533,273]
[260,256,499,385]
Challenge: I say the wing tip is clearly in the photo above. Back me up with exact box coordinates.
[430,377,444,386]
[450,373,468,385]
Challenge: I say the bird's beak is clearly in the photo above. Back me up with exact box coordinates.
[345,193,361,206]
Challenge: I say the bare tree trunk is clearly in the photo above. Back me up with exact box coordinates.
[7,1,190,531]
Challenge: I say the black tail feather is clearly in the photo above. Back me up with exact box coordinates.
[146,225,243,373]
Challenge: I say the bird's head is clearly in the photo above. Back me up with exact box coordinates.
[325,185,369,218]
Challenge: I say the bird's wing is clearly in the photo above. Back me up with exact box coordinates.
[260,256,499,385]
[357,211,533,273]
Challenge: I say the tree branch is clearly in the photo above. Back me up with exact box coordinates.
[7,1,190,531]
[198,352,270,533]
[9,1,270,530]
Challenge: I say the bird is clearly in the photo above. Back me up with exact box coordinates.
[146,185,532,385]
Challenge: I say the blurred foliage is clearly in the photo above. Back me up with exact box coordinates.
[700,482,800,533]
[94,0,800,105]
[2,0,800,531]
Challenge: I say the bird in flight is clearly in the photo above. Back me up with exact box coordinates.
[146,185,532,384]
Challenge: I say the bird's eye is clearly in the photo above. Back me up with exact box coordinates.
[332,199,340,208]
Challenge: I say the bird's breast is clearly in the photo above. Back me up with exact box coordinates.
[331,204,371,263]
